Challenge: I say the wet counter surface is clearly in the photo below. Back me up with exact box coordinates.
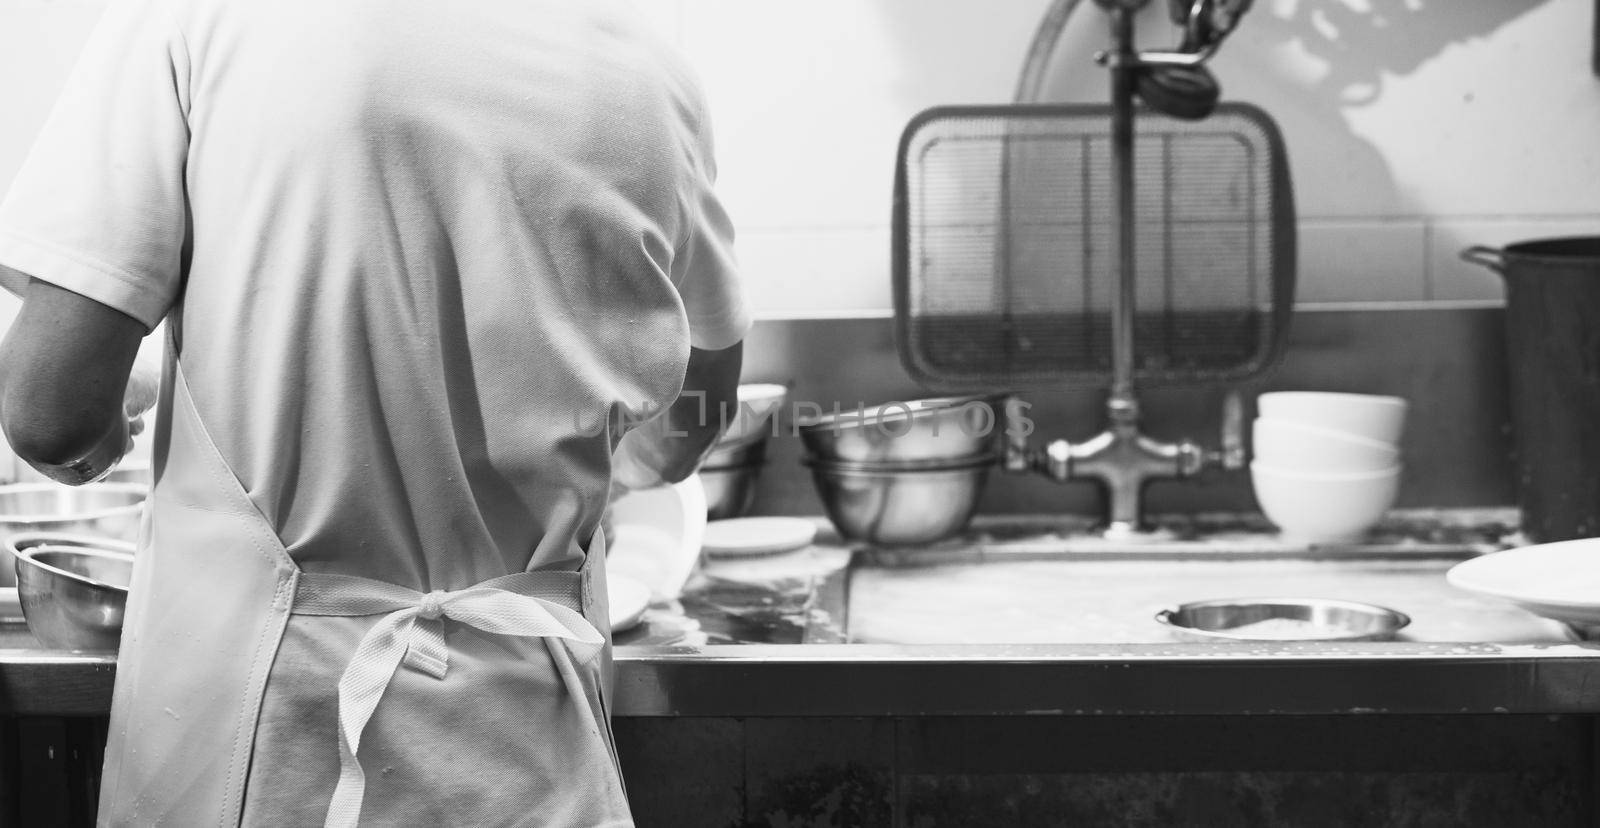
[611,509,1600,717]
[9,509,1600,718]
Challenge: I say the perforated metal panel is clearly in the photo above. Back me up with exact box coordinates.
[892,102,1295,391]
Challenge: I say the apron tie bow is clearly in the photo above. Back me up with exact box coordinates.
[417,590,447,620]
[294,570,602,828]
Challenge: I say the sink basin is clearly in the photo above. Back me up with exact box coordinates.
[835,548,1566,646]
[639,510,1561,649]
[788,511,1565,647]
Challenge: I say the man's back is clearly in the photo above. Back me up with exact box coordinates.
[0,0,747,823]
[161,0,720,584]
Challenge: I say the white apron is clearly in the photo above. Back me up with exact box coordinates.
[96,357,631,827]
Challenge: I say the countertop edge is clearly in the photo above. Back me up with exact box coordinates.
[611,643,1600,717]
[8,644,1600,718]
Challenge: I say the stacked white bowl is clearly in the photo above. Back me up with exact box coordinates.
[1251,392,1408,544]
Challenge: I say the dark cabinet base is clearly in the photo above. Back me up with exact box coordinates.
[0,717,106,827]
[4,714,1593,827]
[614,715,1597,828]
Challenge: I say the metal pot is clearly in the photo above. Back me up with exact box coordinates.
[1464,237,1600,542]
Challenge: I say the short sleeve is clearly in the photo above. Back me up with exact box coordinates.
[0,0,191,331]
[671,113,751,352]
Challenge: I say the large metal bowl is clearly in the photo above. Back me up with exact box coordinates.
[1155,597,1411,642]
[806,455,992,546]
[701,440,766,520]
[694,384,788,521]
[0,482,146,587]
[9,533,136,651]
[798,395,1005,465]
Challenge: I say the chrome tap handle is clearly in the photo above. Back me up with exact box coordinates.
[1002,396,1035,474]
[1205,390,1247,470]
[1107,0,1254,68]
[1208,0,1255,38]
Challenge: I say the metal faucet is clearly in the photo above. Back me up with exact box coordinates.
[1005,392,1245,539]
[1003,0,1252,538]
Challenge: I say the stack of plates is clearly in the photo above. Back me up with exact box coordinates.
[702,517,816,559]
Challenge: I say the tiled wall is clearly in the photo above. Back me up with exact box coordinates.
[741,308,1518,516]
[664,0,1600,312]
[1,0,1597,323]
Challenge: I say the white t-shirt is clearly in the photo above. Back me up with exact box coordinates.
[0,0,750,585]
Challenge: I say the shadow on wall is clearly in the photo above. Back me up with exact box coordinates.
[1245,0,1551,106]
[1023,0,1551,217]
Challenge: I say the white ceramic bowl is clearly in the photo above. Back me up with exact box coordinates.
[1250,462,1402,544]
[1256,392,1408,445]
[1252,417,1400,474]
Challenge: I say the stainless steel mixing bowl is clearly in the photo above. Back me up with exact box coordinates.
[0,482,146,587]
[701,465,760,521]
[9,533,136,651]
[805,455,993,545]
[1155,597,1411,642]
[702,439,766,520]
[798,395,1004,465]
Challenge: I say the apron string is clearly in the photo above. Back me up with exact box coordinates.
[294,570,604,828]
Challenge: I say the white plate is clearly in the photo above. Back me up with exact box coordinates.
[702,517,816,558]
[1447,538,1600,626]
[607,574,652,634]
[607,475,707,599]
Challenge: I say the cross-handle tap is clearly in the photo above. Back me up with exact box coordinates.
[1094,0,1256,68]
[1004,390,1248,537]
[1205,389,1247,471]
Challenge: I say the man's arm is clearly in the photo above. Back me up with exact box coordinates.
[0,276,146,485]
[611,341,743,494]
[657,340,743,483]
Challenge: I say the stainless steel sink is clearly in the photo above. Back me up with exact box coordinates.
[597,510,1600,719]
[624,509,1565,650]
[826,544,1568,646]
[778,511,1564,647]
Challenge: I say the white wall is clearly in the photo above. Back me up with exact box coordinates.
[0,0,1596,322]
[679,0,1600,313]
[1039,0,1600,304]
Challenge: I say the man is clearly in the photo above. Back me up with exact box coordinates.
[0,0,747,824]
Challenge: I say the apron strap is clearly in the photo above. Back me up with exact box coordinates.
[293,569,604,828]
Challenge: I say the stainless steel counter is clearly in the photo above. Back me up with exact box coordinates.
[8,510,1600,720]
[0,625,115,717]
[614,641,1600,717]
[611,509,1600,717]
